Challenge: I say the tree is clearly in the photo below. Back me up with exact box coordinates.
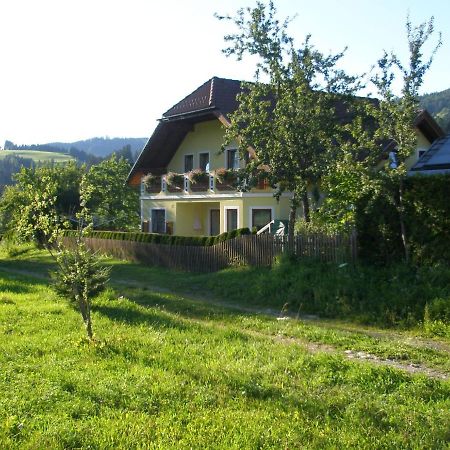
[216,1,361,239]
[12,164,109,340]
[5,162,83,245]
[368,16,441,262]
[82,154,140,230]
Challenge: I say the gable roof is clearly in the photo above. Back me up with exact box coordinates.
[127,76,445,185]
[410,133,450,174]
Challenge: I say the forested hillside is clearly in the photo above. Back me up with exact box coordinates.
[4,137,147,158]
[420,88,450,133]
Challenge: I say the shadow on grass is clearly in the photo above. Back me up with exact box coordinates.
[94,299,188,331]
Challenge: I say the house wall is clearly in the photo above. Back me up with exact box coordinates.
[141,194,292,236]
[167,120,235,173]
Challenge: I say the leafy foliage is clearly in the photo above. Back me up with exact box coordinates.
[217,1,362,237]
[51,234,110,339]
[81,154,139,230]
[63,227,251,247]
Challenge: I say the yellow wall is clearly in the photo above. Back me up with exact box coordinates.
[142,194,292,235]
[167,120,235,173]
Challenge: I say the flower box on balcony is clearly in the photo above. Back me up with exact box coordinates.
[186,169,209,192]
[142,173,162,194]
[165,172,184,192]
[213,168,237,191]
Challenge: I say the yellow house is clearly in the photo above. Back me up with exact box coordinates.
[127,77,444,236]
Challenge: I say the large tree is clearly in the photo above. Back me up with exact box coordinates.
[370,17,441,262]
[216,1,361,238]
[82,154,139,230]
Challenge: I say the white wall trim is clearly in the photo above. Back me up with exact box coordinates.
[140,192,293,201]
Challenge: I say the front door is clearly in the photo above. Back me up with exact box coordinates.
[151,209,166,233]
[210,209,220,236]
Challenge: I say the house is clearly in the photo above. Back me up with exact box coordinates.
[127,77,444,236]
[409,133,450,175]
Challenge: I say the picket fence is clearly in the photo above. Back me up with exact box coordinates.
[65,232,357,273]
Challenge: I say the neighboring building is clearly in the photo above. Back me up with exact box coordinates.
[409,133,450,175]
[127,77,444,236]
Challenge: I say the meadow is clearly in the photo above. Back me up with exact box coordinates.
[0,246,449,449]
[0,150,74,163]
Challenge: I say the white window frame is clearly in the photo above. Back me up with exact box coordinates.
[150,208,166,233]
[249,206,274,230]
[224,206,239,232]
[184,153,194,173]
[199,151,210,172]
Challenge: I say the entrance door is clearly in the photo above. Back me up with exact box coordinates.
[210,209,220,236]
[151,209,166,233]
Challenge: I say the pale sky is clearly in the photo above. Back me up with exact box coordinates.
[1,0,449,146]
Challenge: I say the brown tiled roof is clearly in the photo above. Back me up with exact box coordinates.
[127,77,445,185]
[163,77,242,120]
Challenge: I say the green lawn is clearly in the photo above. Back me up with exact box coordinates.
[0,246,449,449]
[0,150,74,163]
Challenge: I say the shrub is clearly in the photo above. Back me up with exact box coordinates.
[62,228,251,247]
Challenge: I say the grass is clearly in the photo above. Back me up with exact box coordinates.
[0,149,74,163]
[0,245,449,448]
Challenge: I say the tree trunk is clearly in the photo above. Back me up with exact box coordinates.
[301,191,310,223]
[78,294,94,340]
[288,195,299,255]
[397,179,410,263]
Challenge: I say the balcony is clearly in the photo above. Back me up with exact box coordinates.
[141,169,239,195]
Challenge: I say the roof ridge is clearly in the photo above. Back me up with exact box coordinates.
[209,77,215,106]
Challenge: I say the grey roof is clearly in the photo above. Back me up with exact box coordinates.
[410,134,450,175]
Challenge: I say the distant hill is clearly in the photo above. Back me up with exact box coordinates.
[48,137,147,158]
[420,88,450,134]
[4,137,147,159]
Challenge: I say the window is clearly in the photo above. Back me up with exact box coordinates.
[184,154,193,172]
[151,209,166,233]
[225,207,238,231]
[226,149,239,170]
[251,208,272,231]
[210,209,220,236]
[418,149,427,159]
[199,152,210,171]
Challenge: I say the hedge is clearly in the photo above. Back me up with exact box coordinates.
[62,227,251,247]
[356,173,450,264]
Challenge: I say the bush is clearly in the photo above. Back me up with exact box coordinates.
[63,228,251,247]
[355,174,450,265]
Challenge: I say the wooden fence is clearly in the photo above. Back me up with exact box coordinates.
[64,231,357,273]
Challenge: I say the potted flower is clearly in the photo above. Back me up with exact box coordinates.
[213,168,237,190]
[142,173,161,193]
[165,172,184,192]
[187,169,209,191]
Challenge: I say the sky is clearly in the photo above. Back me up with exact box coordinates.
[1,0,449,146]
